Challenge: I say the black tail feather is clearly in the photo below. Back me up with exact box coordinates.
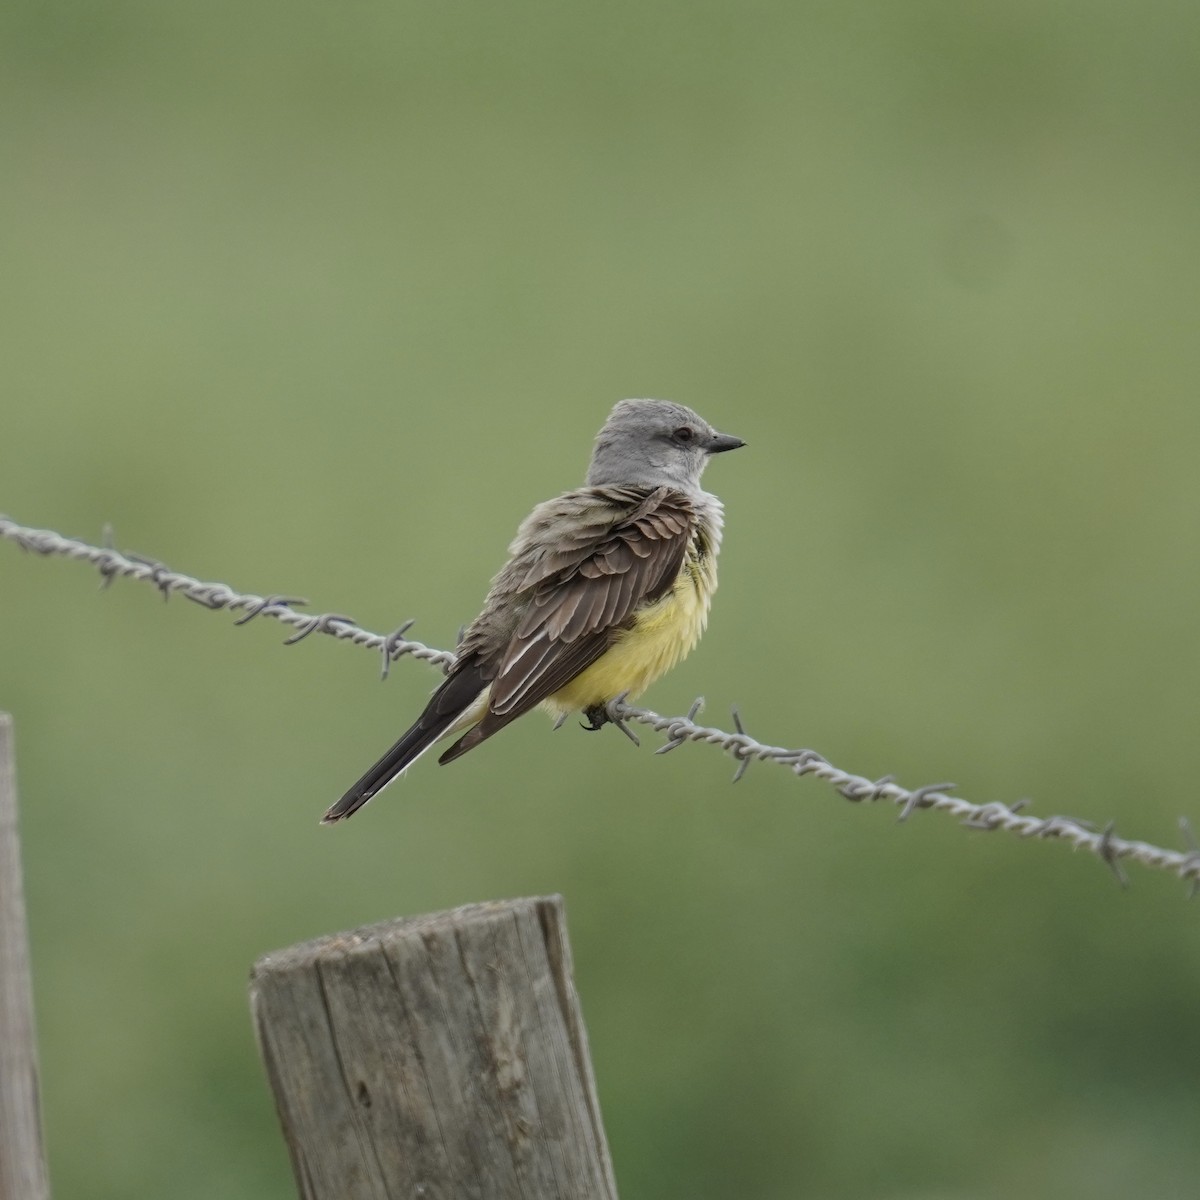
[322,665,486,822]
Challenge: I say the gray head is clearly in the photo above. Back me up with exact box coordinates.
[585,399,745,490]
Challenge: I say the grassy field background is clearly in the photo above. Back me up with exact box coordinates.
[3,3,1200,1197]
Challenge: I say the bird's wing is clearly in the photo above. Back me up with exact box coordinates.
[438,486,696,760]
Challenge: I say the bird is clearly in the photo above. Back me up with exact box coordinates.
[323,398,744,822]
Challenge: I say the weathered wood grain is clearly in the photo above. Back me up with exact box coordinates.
[0,715,51,1200]
[250,896,618,1199]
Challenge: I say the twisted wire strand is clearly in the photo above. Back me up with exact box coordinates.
[3,514,1198,893]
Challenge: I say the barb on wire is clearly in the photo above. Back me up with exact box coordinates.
[380,619,418,680]
[98,522,120,590]
[1178,819,1200,900]
[3,512,1199,895]
[233,594,311,626]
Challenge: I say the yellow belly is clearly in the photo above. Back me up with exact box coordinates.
[544,556,715,715]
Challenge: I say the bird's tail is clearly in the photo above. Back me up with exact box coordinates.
[322,667,486,823]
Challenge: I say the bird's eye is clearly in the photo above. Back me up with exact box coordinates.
[674,426,695,443]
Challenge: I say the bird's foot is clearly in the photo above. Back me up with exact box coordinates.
[577,697,641,747]
[580,704,609,732]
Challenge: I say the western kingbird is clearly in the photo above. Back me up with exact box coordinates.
[323,398,744,822]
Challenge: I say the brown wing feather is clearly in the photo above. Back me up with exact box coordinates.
[438,487,696,762]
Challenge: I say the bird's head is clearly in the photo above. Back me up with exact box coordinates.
[585,398,745,491]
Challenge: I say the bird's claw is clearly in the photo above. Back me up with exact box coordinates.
[580,704,608,732]
[579,700,640,746]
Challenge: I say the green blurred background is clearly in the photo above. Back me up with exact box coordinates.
[3,2,1200,1197]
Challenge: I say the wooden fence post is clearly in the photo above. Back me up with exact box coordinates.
[0,714,51,1200]
[250,896,619,1199]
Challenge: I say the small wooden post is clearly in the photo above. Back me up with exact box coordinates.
[251,896,619,1200]
[0,714,51,1200]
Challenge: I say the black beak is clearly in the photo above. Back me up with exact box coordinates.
[706,432,746,454]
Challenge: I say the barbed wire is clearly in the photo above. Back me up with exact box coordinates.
[0,514,456,674]
[3,513,1198,894]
